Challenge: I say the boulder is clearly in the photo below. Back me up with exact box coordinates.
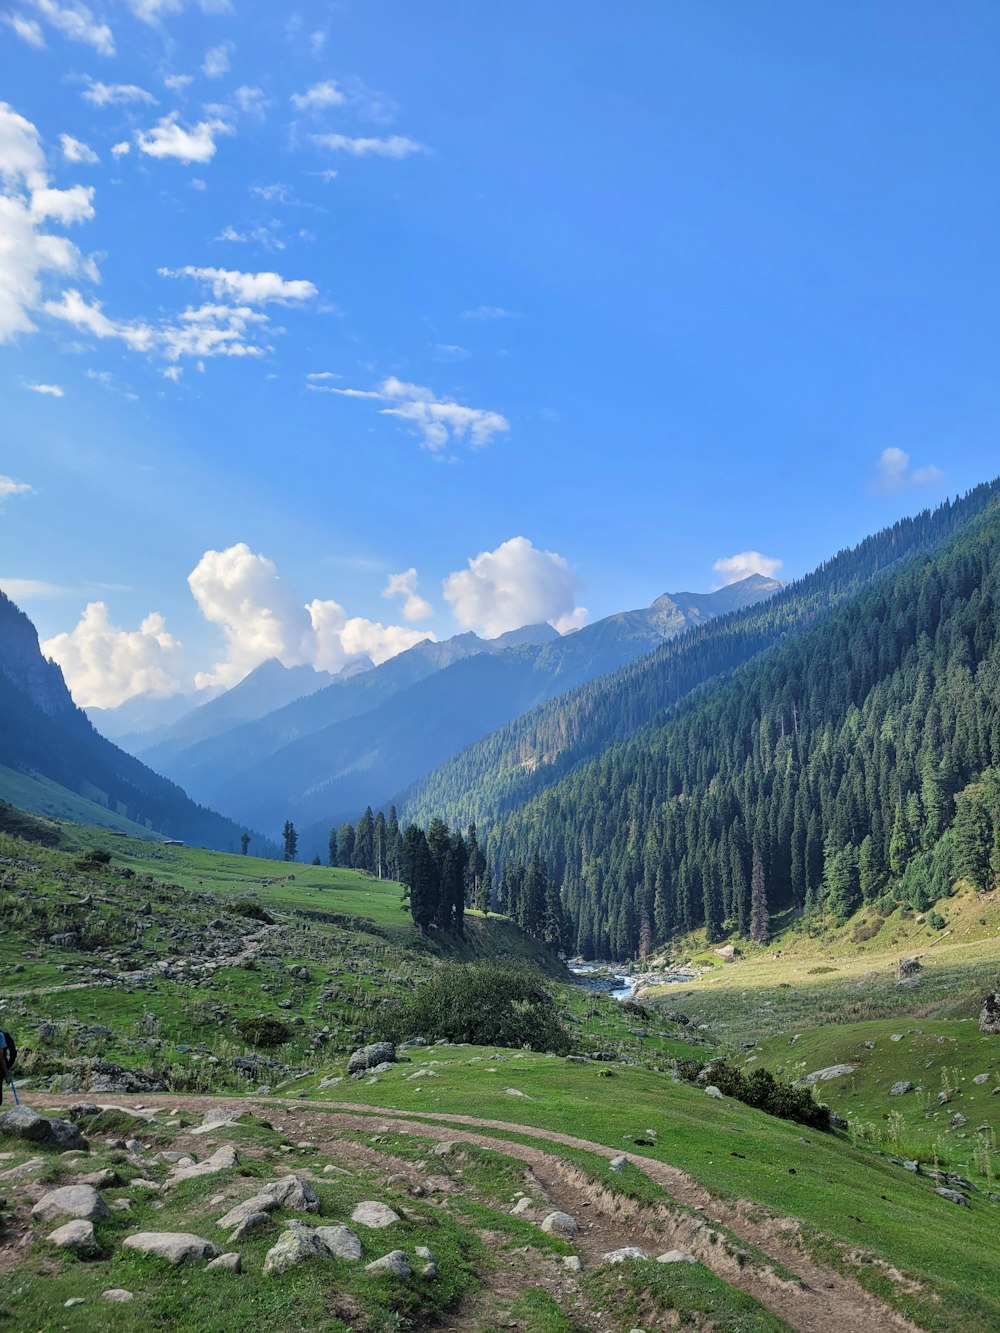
[705,1086,723,1099]
[601,1247,649,1264]
[890,1081,914,1097]
[206,1252,242,1273]
[167,1144,239,1186]
[897,957,922,980]
[0,1106,55,1144]
[47,1120,89,1152]
[347,1042,396,1075]
[540,1211,578,1236]
[230,1211,271,1241]
[510,1197,532,1216]
[315,1224,362,1260]
[980,992,1000,1036]
[352,1201,400,1229]
[218,1174,319,1229]
[263,1222,331,1276]
[32,1185,110,1224]
[972,1073,991,1085]
[657,1250,698,1264]
[798,1064,857,1086]
[122,1232,222,1265]
[101,1290,134,1302]
[563,1255,582,1272]
[935,1188,971,1207]
[366,1249,411,1277]
[609,1155,628,1173]
[48,1220,100,1258]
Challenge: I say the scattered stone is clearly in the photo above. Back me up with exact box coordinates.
[347,1042,397,1075]
[101,1289,134,1303]
[351,1201,400,1229]
[80,1168,117,1188]
[48,1219,100,1258]
[415,1246,433,1260]
[206,1252,242,1273]
[798,1064,857,1086]
[602,1247,649,1264]
[32,1185,109,1225]
[563,1255,582,1272]
[540,1210,578,1237]
[432,1141,457,1158]
[122,1232,222,1265]
[0,1105,86,1151]
[64,1298,86,1308]
[949,1113,967,1128]
[935,1188,971,1207]
[315,1224,362,1260]
[979,992,1000,1036]
[890,1081,914,1097]
[897,957,922,980]
[422,1261,438,1277]
[167,1144,239,1185]
[191,1108,243,1136]
[505,1088,528,1098]
[705,1085,723,1099]
[230,1211,271,1242]
[657,1250,698,1264]
[609,1155,628,1173]
[973,1073,991,1085]
[0,1157,46,1180]
[263,1222,331,1276]
[217,1174,319,1230]
[366,1249,411,1277]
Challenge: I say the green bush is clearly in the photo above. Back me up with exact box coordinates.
[678,1060,832,1131]
[236,1016,291,1048]
[74,847,111,870]
[378,961,572,1054]
[227,899,275,925]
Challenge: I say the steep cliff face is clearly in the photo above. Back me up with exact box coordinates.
[0,592,73,717]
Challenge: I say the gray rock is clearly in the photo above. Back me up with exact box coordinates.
[935,1188,970,1207]
[973,1073,991,1085]
[167,1144,239,1186]
[366,1249,411,1277]
[206,1252,242,1273]
[101,1289,134,1302]
[347,1042,396,1074]
[540,1210,578,1236]
[949,1113,967,1128]
[563,1255,582,1272]
[798,1064,857,1086]
[657,1249,698,1264]
[32,1185,110,1224]
[510,1197,532,1215]
[979,991,1000,1036]
[897,957,922,979]
[705,1085,723,1099]
[315,1224,362,1260]
[0,1105,54,1144]
[422,1261,438,1277]
[602,1247,649,1264]
[263,1223,331,1276]
[48,1219,100,1257]
[229,1211,271,1241]
[415,1246,433,1260]
[609,1155,629,1173]
[352,1200,400,1228]
[122,1232,222,1265]
[47,1119,89,1152]
[890,1081,914,1097]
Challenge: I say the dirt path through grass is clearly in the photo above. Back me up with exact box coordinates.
[43,1092,920,1333]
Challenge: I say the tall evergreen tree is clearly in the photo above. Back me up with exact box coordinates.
[282,820,298,862]
[327,826,338,868]
[750,846,769,944]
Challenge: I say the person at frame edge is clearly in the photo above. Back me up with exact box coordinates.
[0,1031,9,1102]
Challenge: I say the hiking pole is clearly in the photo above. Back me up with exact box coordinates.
[7,1072,19,1106]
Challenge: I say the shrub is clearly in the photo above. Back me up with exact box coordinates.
[74,847,111,870]
[227,899,275,925]
[677,1060,831,1131]
[378,961,572,1054]
[236,1016,291,1048]
[928,911,947,931]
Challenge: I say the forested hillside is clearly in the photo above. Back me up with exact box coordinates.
[403,482,1000,834]
[483,482,1000,958]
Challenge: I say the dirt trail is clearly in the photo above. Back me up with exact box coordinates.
[41,1092,920,1333]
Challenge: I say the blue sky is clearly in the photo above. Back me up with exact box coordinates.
[2,1,999,706]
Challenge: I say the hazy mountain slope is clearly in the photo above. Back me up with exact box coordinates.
[403,485,1000,834]
[485,480,1000,957]
[0,592,272,853]
[85,689,215,744]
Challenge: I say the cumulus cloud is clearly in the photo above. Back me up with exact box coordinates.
[59,133,98,164]
[136,114,232,164]
[872,447,946,496]
[713,551,784,585]
[82,79,156,106]
[201,41,231,77]
[443,536,587,638]
[311,132,426,158]
[291,80,345,112]
[43,288,154,350]
[0,475,34,500]
[29,0,114,54]
[41,602,185,707]
[316,375,508,454]
[27,382,64,396]
[159,265,317,304]
[188,541,430,687]
[383,568,433,622]
[0,103,94,342]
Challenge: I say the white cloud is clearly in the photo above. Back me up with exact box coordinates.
[43,288,154,350]
[443,536,587,638]
[383,568,433,622]
[872,447,946,496]
[202,41,231,77]
[311,132,426,158]
[460,305,520,320]
[127,0,231,20]
[0,577,67,599]
[41,602,184,707]
[136,114,232,164]
[0,475,34,499]
[82,79,156,107]
[4,14,45,45]
[30,183,95,225]
[319,375,508,453]
[111,141,131,158]
[291,80,345,112]
[27,382,64,396]
[188,541,430,686]
[217,222,285,250]
[160,265,316,304]
[59,133,98,164]
[29,0,114,54]
[713,551,784,585]
[164,73,193,92]
[0,103,94,343]
[232,85,268,118]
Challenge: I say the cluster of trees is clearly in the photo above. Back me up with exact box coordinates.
[328,806,402,879]
[398,818,488,935]
[484,490,1000,958]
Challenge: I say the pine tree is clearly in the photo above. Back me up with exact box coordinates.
[374,811,387,878]
[476,862,493,916]
[953,787,992,891]
[240,832,250,856]
[401,824,437,932]
[354,806,375,873]
[282,821,298,862]
[327,827,338,868]
[750,846,769,943]
[338,821,355,869]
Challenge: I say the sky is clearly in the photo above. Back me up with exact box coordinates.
[2,1,1000,708]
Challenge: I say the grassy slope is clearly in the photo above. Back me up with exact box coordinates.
[0,766,161,840]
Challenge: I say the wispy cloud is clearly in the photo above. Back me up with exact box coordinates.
[0,475,34,500]
[201,41,232,77]
[311,133,426,158]
[713,551,783,586]
[291,80,345,112]
[29,0,114,55]
[59,133,98,164]
[82,79,156,106]
[313,375,508,453]
[872,447,946,496]
[26,382,64,396]
[159,265,317,304]
[460,304,521,321]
